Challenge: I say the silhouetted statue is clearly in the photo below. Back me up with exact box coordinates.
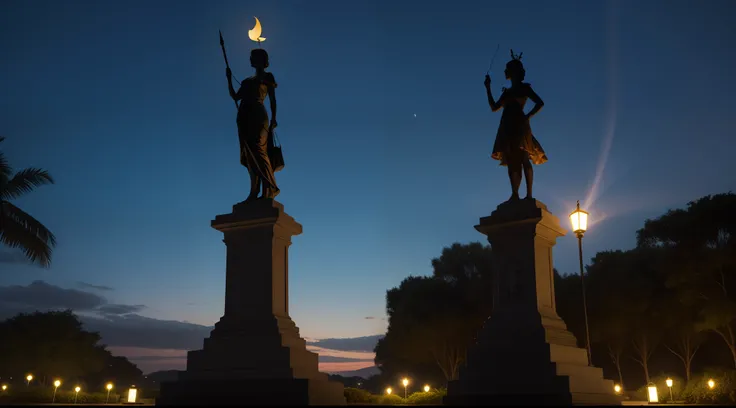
[484,49,547,201]
[226,48,280,201]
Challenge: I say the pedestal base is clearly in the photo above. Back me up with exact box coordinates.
[156,200,345,406]
[157,378,344,406]
[444,200,619,406]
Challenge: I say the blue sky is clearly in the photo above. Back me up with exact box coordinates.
[1,0,735,373]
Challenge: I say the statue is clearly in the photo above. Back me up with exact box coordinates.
[484,50,547,201]
[226,48,280,201]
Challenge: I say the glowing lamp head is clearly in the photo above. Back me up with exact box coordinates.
[666,378,673,388]
[385,387,392,395]
[708,379,715,389]
[1,385,7,391]
[614,384,621,394]
[26,374,33,382]
[569,201,589,236]
[74,386,81,393]
[106,383,113,391]
[54,380,61,388]
[402,378,409,387]
[424,385,430,392]
[647,383,658,403]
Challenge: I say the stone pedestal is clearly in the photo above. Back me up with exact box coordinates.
[157,199,345,406]
[444,199,620,406]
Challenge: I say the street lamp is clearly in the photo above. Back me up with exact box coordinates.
[1,384,7,391]
[708,379,715,390]
[53,380,61,403]
[424,385,431,393]
[569,200,592,365]
[614,384,622,395]
[106,383,113,404]
[402,378,409,398]
[74,386,81,404]
[386,387,393,395]
[666,378,673,401]
[26,374,33,386]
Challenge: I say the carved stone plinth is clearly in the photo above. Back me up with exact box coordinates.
[157,199,345,406]
[444,199,620,406]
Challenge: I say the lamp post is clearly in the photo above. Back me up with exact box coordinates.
[74,386,81,404]
[402,378,409,398]
[106,383,113,404]
[53,380,61,403]
[708,379,715,390]
[2,384,7,391]
[26,374,33,387]
[666,378,673,402]
[386,387,392,395]
[569,200,592,365]
[423,385,431,393]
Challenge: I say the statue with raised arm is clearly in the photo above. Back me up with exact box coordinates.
[226,48,280,201]
[484,50,547,201]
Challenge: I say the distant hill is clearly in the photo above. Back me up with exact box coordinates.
[329,365,380,378]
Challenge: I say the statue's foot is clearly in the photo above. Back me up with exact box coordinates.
[524,194,534,200]
[508,193,520,202]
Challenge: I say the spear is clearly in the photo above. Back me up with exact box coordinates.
[219,30,239,111]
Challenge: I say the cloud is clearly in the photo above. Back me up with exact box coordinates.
[308,335,383,353]
[0,281,379,375]
[0,280,106,312]
[0,250,32,265]
[0,280,211,350]
[96,304,146,316]
[77,281,114,291]
[364,316,375,320]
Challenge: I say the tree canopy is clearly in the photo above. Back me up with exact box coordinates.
[0,310,142,387]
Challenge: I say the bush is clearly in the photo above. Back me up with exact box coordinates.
[370,393,405,405]
[680,368,736,405]
[344,387,372,403]
[0,386,120,404]
[407,388,446,405]
[634,374,685,402]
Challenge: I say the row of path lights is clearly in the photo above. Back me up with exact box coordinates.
[5,375,118,404]
[385,378,432,398]
[643,377,717,403]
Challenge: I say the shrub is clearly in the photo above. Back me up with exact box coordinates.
[680,368,736,405]
[370,393,405,405]
[0,386,120,404]
[344,387,372,404]
[407,388,447,405]
[634,374,685,402]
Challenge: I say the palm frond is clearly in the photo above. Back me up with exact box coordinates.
[0,201,55,267]
[1,168,54,200]
[0,136,12,181]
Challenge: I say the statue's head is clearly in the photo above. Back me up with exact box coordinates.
[250,48,269,69]
[504,49,525,82]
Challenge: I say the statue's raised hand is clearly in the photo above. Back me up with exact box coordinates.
[484,74,491,88]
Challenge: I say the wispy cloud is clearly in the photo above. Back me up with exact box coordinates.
[364,316,375,320]
[77,281,114,291]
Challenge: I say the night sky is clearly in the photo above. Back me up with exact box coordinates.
[1,0,734,374]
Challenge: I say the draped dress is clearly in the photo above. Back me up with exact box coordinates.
[235,73,278,191]
[490,83,548,166]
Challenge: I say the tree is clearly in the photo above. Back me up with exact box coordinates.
[637,193,736,368]
[0,311,108,382]
[0,136,56,267]
[375,276,479,383]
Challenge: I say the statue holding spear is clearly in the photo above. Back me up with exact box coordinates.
[219,18,283,202]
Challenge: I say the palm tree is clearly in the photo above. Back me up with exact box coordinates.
[0,136,56,267]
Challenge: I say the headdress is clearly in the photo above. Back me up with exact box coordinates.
[510,49,523,61]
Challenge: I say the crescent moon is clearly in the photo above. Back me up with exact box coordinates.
[248,16,266,42]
